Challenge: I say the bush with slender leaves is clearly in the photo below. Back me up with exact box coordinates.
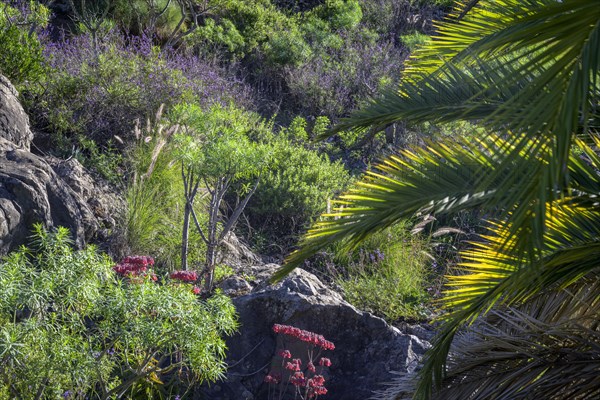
[0,225,237,398]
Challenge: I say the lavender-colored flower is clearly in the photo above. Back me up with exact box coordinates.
[36,29,254,147]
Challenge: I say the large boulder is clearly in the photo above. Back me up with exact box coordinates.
[0,138,95,253]
[0,74,123,255]
[205,265,431,400]
[47,156,123,249]
[0,75,33,150]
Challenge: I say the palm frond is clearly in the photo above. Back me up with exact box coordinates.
[414,200,600,399]
[274,134,565,281]
[436,278,600,400]
[373,278,600,400]
[333,0,600,187]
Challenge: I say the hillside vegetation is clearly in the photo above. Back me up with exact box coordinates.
[3,1,596,399]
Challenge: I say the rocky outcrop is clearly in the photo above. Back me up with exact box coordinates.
[47,157,123,247]
[0,74,122,255]
[0,138,94,253]
[205,265,431,400]
[0,75,33,150]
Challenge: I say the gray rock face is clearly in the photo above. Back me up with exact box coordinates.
[0,74,123,255]
[47,157,123,246]
[0,138,94,253]
[204,266,431,400]
[0,75,33,150]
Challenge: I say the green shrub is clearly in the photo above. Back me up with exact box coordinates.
[112,0,183,37]
[334,223,432,321]
[261,25,313,66]
[0,225,237,398]
[400,31,430,51]
[313,0,362,30]
[0,1,48,86]
[243,137,351,251]
[186,18,246,58]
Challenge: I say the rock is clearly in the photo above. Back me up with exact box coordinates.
[0,138,95,254]
[202,268,431,400]
[0,74,33,150]
[46,157,123,245]
[219,231,261,268]
[0,74,123,255]
[218,275,253,296]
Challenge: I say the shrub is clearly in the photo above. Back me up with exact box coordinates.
[333,223,433,322]
[242,137,351,252]
[312,0,362,30]
[400,30,430,51]
[171,103,274,289]
[0,1,48,86]
[285,31,405,118]
[112,0,183,37]
[261,25,313,66]
[0,225,237,398]
[26,29,251,180]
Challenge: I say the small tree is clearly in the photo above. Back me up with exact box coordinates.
[172,103,269,291]
[67,0,112,59]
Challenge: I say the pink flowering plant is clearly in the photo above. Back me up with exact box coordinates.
[113,256,203,295]
[264,324,334,399]
[113,255,157,282]
[0,226,237,398]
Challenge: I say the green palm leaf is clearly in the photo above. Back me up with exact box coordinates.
[275,1,600,398]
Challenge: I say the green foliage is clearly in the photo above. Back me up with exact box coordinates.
[284,116,309,142]
[172,103,270,180]
[400,31,430,51]
[112,0,183,36]
[213,263,235,283]
[334,223,432,321]
[0,225,237,398]
[0,1,48,86]
[187,18,246,57]
[312,0,362,30]
[244,136,350,250]
[171,102,273,279]
[185,0,287,59]
[261,25,313,66]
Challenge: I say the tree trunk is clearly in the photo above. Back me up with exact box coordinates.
[204,242,217,291]
[181,201,191,271]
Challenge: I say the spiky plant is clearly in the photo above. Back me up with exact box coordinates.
[273,1,600,399]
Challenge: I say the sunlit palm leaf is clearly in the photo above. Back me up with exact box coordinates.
[275,134,562,280]
[414,189,600,398]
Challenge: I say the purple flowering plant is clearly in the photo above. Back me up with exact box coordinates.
[28,28,253,156]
